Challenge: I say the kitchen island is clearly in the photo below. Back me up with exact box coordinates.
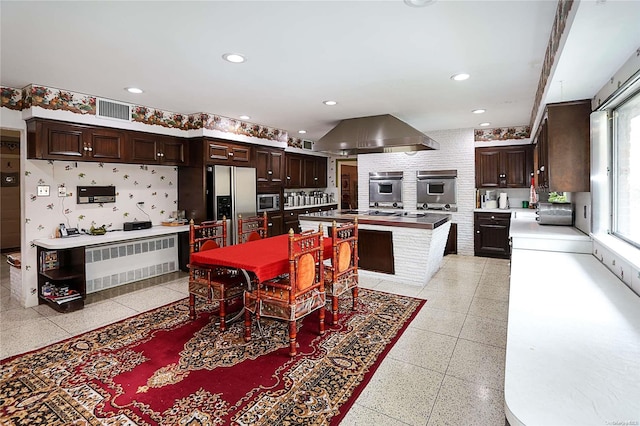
[299,209,451,286]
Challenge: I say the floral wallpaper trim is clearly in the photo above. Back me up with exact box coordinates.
[529,0,574,129]
[1,84,288,143]
[24,84,97,115]
[0,87,24,110]
[200,113,288,143]
[474,125,530,142]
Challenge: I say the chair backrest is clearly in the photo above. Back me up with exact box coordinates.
[189,218,227,254]
[330,219,358,278]
[288,226,324,300]
[237,212,268,244]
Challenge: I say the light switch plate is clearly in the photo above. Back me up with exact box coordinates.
[37,185,50,196]
[58,185,67,197]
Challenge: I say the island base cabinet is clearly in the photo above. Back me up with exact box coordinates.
[358,229,394,274]
[37,246,86,313]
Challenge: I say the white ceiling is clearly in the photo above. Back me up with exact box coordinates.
[1,1,639,143]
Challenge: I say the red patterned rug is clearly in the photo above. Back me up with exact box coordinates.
[0,288,424,425]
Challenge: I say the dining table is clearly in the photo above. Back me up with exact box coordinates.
[190,233,333,289]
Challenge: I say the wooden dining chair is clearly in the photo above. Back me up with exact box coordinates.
[243,226,326,356]
[237,212,268,244]
[189,218,245,330]
[325,219,359,325]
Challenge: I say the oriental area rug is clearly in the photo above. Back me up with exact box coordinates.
[0,288,424,425]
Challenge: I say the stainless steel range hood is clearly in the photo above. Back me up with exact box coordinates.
[313,114,439,155]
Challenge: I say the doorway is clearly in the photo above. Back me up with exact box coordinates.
[1,129,21,252]
[337,159,358,210]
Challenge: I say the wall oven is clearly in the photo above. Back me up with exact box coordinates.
[416,170,457,211]
[369,171,403,208]
[257,193,280,213]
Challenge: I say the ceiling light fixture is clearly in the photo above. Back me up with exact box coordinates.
[479,122,491,127]
[450,73,470,81]
[323,100,337,106]
[403,0,437,7]
[125,87,143,94]
[239,115,250,120]
[222,53,246,63]
[472,109,486,114]
[298,130,307,134]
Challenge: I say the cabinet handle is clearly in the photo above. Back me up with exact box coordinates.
[88,147,93,152]
[287,176,291,180]
[229,152,234,157]
[314,177,318,181]
[491,216,495,219]
[268,222,273,227]
[540,165,545,172]
[476,230,480,234]
[268,170,273,175]
[83,146,89,151]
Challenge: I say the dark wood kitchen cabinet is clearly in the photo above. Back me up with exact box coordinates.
[27,118,125,163]
[285,155,304,188]
[128,132,188,166]
[267,211,284,237]
[534,99,591,192]
[205,139,252,165]
[475,145,533,188]
[256,147,284,188]
[474,212,511,259]
[285,153,327,188]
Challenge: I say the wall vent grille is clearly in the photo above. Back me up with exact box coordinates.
[96,98,131,122]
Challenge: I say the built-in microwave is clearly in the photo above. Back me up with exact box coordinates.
[257,193,280,212]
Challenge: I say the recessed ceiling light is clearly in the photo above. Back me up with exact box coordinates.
[450,73,470,81]
[222,53,246,63]
[298,130,307,134]
[472,109,486,114]
[239,115,251,120]
[479,122,491,127]
[125,87,143,94]
[323,100,337,106]
[403,0,436,7]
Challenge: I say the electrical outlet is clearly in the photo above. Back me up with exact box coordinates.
[37,185,50,196]
[58,185,67,197]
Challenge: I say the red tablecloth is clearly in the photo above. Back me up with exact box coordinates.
[190,234,332,283]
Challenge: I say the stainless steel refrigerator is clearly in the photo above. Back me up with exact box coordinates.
[206,165,257,245]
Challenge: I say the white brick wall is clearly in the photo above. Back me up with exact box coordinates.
[356,128,475,256]
[300,219,451,286]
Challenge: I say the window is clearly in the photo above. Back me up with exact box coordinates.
[612,90,640,248]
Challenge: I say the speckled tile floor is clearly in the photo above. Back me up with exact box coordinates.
[0,254,510,425]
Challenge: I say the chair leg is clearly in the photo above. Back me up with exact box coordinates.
[244,307,252,342]
[288,320,297,356]
[352,287,358,311]
[319,306,325,335]
[218,294,227,332]
[189,293,196,320]
[332,295,339,325]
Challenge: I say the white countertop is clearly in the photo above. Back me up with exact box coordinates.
[33,225,190,249]
[506,249,640,425]
[509,213,589,241]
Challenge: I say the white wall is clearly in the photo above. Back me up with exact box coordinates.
[356,128,475,256]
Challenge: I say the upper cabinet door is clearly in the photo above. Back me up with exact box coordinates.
[206,140,251,164]
[256,147,284,187]
[475,149,501,188]
[128,132,188,166]
[128,133,160,163]
[475,145,533,188]
[88,128,125,162]
[27,118,125,163]
[285,155,303,188]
